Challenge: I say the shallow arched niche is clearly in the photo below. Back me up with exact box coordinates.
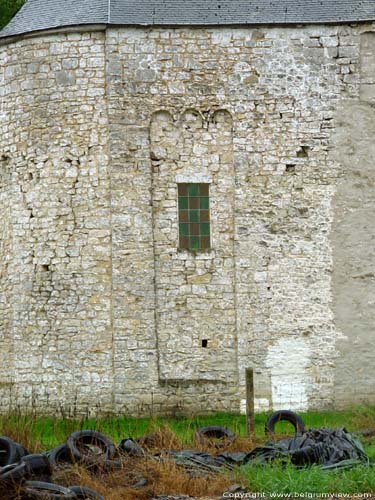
[180,108,204,131]
[150,110,174,142]
[209,109,233,130]
[149,110,177,161]
[209,110,234,151]
[150,105,237,383]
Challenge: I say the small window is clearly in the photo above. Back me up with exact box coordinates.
[178,183,210,250]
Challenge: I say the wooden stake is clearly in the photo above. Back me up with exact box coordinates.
[246,368,255,435]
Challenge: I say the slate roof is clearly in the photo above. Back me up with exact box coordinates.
[1,0,375,39]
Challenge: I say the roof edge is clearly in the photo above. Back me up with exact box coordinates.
[1,19,375,46]
[1,0,375,41]
[0,24,107,46]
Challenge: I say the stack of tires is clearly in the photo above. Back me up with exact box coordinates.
[0,433,107,499]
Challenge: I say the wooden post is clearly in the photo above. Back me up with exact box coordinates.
[246,368,255,435]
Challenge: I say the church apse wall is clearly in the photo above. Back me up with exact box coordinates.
[0,32,114,413]
[105,25,358,414]
[0,23,374,414]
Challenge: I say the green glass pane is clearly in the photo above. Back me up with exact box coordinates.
[188,184,199,196]
[190,210,199,223]
[178,197,188,209]
[200,197,209,209]
[201,223,210,236]
[179,223,189,236]
[190,236,200,249]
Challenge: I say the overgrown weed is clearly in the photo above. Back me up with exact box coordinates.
[0,408,375,498]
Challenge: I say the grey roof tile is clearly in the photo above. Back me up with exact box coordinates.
[1,0,375,39]
[0,0,108,38]
[110,0,375,25]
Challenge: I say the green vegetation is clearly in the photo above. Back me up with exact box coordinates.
[1,406,375,449]
[0,0,25,31]
[1,406,375,494]
[237,461,375,495]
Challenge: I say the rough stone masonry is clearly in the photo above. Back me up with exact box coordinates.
[0,2,375,415]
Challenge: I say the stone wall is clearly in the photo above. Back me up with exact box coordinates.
[331,30,375,407]
[0,23,374,414]
[0,32,113,413]
[0,45,13,405]
[104,24,352,414]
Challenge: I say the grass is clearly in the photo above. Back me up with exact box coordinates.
[2,406,373,450]
[236,462,375,495]
[1,406,375,498]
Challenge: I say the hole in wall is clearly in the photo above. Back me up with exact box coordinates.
[41,264,50,272]
[202,339,208,348]
[297,146,310,158]
[150,151,161,161]
[286,164,296,173]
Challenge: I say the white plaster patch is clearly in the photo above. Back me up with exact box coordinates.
[266,337,311,411]
[255,398,271,412]
[240,397,270,414]
[240,398,246,414]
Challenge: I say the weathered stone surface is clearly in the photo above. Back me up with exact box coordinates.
[0,32,113,414]
[330,100,375,408]
[0,24,374,415]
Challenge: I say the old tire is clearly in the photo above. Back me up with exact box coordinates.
[0,436,25,466]
[195,426,236,446]
[0,454,53,485]
[118,438,145,457]
[22,454,53,480]
[69,486,105,499]
[66,431,116,465]
[22,480,77,499]
[101,459,122,472]
[265,410,305,436]
[48,444,75,469]
[0,461,27,483]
